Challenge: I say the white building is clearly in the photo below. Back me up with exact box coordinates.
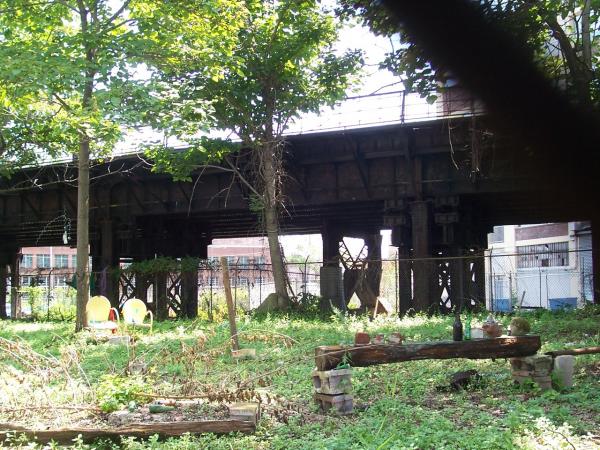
[486,222,593,311]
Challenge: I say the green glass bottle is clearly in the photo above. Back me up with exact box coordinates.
[464,311,472,340]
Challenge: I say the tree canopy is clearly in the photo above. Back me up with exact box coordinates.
[144,0,362,306]
[340,0,599,107]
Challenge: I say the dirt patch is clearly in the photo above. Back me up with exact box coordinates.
[107,401,229,427]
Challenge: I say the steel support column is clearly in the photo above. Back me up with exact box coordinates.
[411,201,432,313]
[100,220,119,307]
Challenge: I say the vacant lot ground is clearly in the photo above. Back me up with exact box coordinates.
[1,307,599,449]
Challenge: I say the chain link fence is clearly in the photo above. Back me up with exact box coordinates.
[486,248,595,312]
[2,248,595,319]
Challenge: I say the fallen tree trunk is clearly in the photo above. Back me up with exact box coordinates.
[315,336,541,371]
[0,420,255,444]
[545,346,600,357]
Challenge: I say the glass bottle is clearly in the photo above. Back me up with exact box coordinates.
[453,312,463,341]
[464,311,472,340]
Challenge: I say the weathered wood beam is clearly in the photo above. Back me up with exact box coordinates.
[545,346,600,357]
[315,336,541,371]
[0,420,255,444]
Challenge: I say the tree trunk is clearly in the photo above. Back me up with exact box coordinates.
[74,5,95,332]
[75,134,90,332]
[261,142,289,307]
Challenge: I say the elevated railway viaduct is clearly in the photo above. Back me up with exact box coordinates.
[1,117,597,314]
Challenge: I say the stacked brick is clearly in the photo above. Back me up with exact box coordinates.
[509,355,553,390]
[312,368,353,414]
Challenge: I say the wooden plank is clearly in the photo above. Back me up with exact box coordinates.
[0,420,254,444]
[315,336,541,371]
[545,346,600,357]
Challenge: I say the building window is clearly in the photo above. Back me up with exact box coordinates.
[493,275,505,299]
[37,254,50,269]
[238,256,249,267]
[21,275,35,286]
[517,242,569,268]
[21,254,33,268]
[238,277,249,286]
[55,275,69,287]
[226,256,236,266]
[54,254,69,268]
[255,256,266,268]
[489,226,504,244]
[71,255,77,267]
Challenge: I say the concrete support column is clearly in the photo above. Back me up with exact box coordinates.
[411,201,432,313]
[100,220,119,308]
[155,272,168,321]
[449,247,465,312]
[181,268,199,319]
[320,223,344,310]
[9,251,20,319]
[471,255,486,311]
[134,272,149,305]
[0,262,7,319]
[90,255,102,296]
[320,266,344,310]
[392,226,412,316]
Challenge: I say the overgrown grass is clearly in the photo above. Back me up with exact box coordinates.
[1,307,599,449]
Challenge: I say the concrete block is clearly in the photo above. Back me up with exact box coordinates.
[312,368,352,395]
[108,335,131,346]
[228,402,260,424]
[314,393,353,415]
[231,348,256,360]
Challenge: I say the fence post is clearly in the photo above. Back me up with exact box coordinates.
[488,252,494,312]
[539,268,543,308]
[259,267,262,305]
[47,269,53,320]
[395,251,399,314]
[508,273,513,312]
[209,267,213,322]
[220,257,239,351]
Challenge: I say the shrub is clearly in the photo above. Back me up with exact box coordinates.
[96,374,152,413]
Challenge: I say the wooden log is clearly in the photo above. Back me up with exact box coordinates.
[315,336,541,371]
[0,420,254,444]
[545,346,600,357]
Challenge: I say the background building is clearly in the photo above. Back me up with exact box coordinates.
[486,222,593,311]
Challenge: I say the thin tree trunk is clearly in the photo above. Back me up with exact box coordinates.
[74,2,94,332]
[75,134,90,332]
[582,0,592,71]
[261,142,289,307]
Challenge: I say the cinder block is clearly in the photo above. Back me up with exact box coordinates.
[228,402,260,424]
[231,348,256,360]
[312,368,352,395]
[510,355,553,390]
[314,393,353,415]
